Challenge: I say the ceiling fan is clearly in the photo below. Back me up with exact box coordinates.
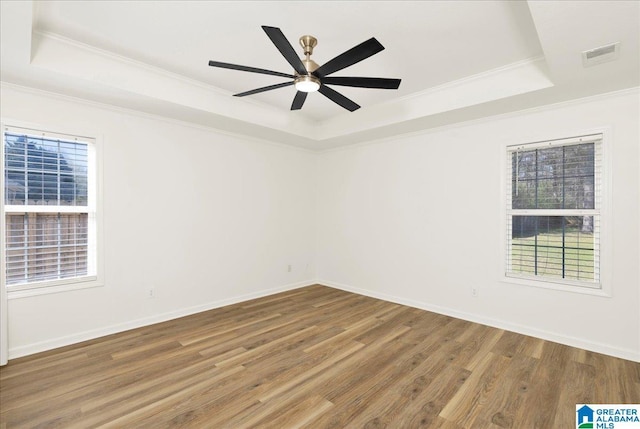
[208,26,401,112]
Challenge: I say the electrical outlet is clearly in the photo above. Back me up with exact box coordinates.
[471,286,478,297]
[148,288,155,298]
[287,264,292,273]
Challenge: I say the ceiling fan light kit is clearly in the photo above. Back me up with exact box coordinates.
[208,26,401,111]
[294,75,320,93]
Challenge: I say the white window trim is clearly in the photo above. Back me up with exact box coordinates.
[0,127,5,365]
[1,120,104,299]
[499,128,612,297]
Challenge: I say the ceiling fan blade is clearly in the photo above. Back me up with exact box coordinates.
[209,60,294,79]
[322,77,401,89]
[291,91,308,110]
[262,26,308,76]
[314,38,384,78]
[234,81,294,97]
[318,84,360,112]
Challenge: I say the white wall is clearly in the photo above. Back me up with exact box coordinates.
[317,89,640,361]
[1,85,317,358]
[2,85,638,362]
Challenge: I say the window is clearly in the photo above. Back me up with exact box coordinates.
[2,125,99,293]
[506,134,602,289]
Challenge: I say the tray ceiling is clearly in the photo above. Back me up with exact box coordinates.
[1,1,638,150]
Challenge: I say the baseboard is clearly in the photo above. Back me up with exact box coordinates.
[319,279,640,363]
[8,280,315,360]
[11,278,637,362]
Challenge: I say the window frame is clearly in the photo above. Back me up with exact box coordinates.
[1,122,103,298]
[502,130,611,297]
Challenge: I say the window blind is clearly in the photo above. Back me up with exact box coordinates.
[3,127,96,287]
[506,134,602,287]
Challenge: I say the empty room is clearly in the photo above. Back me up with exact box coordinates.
[0,1,639,428]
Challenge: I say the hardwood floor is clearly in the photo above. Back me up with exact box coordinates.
[1,285,638,428]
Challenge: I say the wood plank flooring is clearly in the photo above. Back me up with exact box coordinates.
[1,285,638,428]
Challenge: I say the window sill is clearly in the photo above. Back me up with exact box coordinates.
[502,274,611,297]
[7,276,103,299]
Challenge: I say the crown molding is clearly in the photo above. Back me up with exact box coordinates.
[316,56,554,140]
[30,30,318,139]
[0,82,317,154]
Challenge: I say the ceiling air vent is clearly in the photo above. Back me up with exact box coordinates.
[582,42,620,67]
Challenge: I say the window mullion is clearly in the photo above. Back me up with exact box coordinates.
[4,205,89,214]
[508,209,598,216]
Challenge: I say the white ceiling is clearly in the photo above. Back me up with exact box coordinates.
[1,1,638,150]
